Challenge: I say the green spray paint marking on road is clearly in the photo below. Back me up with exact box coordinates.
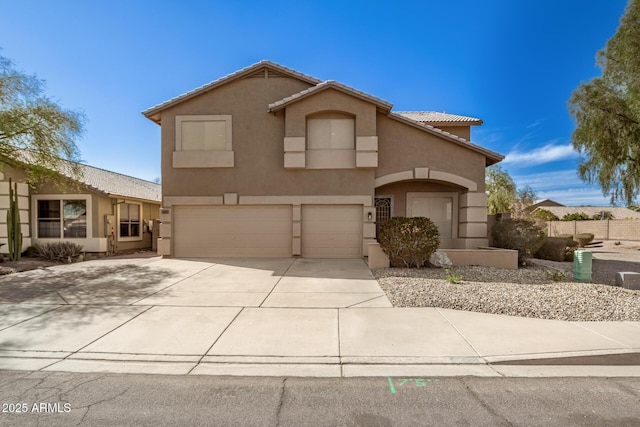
[387,377,396,394]
[388,378,440,394]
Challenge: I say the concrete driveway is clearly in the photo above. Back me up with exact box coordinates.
[0,257,391,308]
[0,256,638,378]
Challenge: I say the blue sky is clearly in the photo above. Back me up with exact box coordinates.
[0,0,630,206]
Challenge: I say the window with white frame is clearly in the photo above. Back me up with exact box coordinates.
[118,203,141,240]
[307,114,355,150]
[37,199,87,238]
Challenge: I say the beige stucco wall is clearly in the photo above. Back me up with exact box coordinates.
[154,70,494,256]
[376,114,486,193]
[284,88,377,137]
[160,77,374,199]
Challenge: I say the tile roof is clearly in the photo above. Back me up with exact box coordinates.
[69,162,162,202]
[533,206,640,219]
[396,111,483,125]
[268,80,393,112]
[12,153,161,202]
[142,60,322,122]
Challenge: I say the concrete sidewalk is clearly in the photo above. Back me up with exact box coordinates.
[0,256,638,378]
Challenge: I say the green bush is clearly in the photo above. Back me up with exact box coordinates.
[491,219,545,265]
[574,233,595,247]
[535,237,578,261]
[591,210,614,220]
[533,208,559,221]
[378,217,440,268]
[561,212,590,221]
[36,242,85,263]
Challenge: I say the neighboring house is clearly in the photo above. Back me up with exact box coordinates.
[143,61,503,258]
[528,198,565,211]
[0,158,161,254]
[532,205,640,220]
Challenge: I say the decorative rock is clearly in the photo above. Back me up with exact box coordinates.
[615,272,640,290]
[429,251,452,268]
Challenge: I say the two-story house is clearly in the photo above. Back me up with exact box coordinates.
[143,61,503,259]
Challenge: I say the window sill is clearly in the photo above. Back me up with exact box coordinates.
[306,149,355,169]
[173,150,234,168]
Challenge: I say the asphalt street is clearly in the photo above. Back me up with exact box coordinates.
[1,371,639,426]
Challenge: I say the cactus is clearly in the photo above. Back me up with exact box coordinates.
[6,178,22,261]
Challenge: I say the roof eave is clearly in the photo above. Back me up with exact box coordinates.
[142,60,322,122]
[268,81,393,113]
[427,120,484,126]
[107,194,162,204]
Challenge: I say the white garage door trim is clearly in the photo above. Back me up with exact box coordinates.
[302,205,362,258]
[173,205,292,257]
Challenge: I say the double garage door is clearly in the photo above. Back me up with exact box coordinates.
[173,205,362,258]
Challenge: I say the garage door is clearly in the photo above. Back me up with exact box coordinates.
[173,206,292,257]
[302,205,362,258]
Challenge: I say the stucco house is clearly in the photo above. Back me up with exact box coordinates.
[143,61,503,258]
[0,157,161,254]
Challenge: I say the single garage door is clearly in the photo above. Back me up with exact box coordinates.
[302,205,362,258]
[173,205,292,257]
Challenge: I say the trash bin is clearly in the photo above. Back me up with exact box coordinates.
[573,250,592,282]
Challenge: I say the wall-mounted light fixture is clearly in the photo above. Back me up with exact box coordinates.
[367,212,372,221]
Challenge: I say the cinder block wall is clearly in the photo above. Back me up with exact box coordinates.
[548,219,640,241]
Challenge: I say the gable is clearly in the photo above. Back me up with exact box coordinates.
[143,61,322,123]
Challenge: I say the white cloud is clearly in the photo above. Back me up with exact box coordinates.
[526,119,542,129]
[511,169,615,206]
[512,169,583,190]
[503,143,578,166]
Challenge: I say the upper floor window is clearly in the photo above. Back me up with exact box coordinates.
[307,113,354,150]
[173,115,234,168]
[305,113,356,169]
[176,115,232,151]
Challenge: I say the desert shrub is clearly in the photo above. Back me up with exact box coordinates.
[36,242,85,263]
[591,210,614,220]
[556,233,574,239]
[535,237,578,261]
[574,233,594,247]
[21,245,40,258]
[561,212,590,221]
[491,218,545,265]
[378,217,440,268]
[532,209,559,221]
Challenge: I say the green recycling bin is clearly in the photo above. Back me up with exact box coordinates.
[573,250,592,282]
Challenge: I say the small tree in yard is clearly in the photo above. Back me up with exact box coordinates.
[510,186,538,220]
[486,165,516,214]
[491,218,545,265]
[378,217,440,268]
[0,53,84,184]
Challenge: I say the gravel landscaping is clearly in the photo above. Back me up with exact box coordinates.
[374,264,640,321]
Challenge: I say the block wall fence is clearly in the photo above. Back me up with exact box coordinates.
[547,220,640,241]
